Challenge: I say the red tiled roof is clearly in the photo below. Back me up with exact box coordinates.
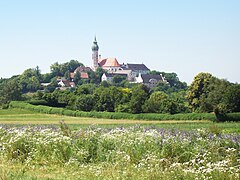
[80,72,89,79]
[99,58,120,67]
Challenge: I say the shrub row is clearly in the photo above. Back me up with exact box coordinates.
[219,113,240,122]
[227,113,240,121]
[9,101,218,121]
[26,99,48,106]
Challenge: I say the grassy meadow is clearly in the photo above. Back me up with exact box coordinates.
[0,108,240,133]
[0,108,240,179]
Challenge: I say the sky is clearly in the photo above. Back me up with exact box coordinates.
[0,0,240,84]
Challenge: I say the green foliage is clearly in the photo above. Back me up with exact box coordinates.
[150,71,187,93]
[93,86,124,112]
[0,79,22,104]
[87,67,106,84]
[50,60,83,77]
[75,83,96,95]
[64,70,71,80]
[42,92,58,107]
[170,91,190,113]
[187,72,214,112]
[115,104,131,113]
[99,80,111,87]
[9,101,216,121]
[74,94,95,112]
[214,111,240,122]
[42,89,73,107]
[129,84,150,113]
[143,91,177,114]
[198,79,230,112]
[73,70,82,85]
[95,67,106,83]
[49,107,64,115]
[5,65,239,118]
[41,73,54,83]
[27,99,48,105]
[187,73,240,114]
[112,75,127,85]
[18,67,42,93]
[225,113,240,122]
[223,84,240,112]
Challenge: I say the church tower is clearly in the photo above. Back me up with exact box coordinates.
[92,36,99,70]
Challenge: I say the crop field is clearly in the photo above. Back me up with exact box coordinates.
[0,108,240,179]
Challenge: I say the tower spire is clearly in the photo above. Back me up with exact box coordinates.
[92,36,99,70]
[92,36,99,51]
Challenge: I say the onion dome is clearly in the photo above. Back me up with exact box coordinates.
[91,36,99,51]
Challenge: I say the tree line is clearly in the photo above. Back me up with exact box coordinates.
[0,60,240,115]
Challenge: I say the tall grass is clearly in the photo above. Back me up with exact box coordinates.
[0,124,239,179]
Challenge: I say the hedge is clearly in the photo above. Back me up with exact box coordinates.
[27,100,48,106]
[220,113,240,122]
[8,101,220,121]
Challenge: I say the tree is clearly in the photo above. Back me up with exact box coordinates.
[150,71,187,93]
[0,79,22,104]
[74,94,95,111]
[64,70,70,80]
[35,66,42,81]
[50,60,84,77]
[74,71,82,85]
[67,60,83,72]
[152,81,171,93]
[168,90,190,113]
[143,91,177,114]
[223,84,240,112]
[42,93,58,107]
[42,73,54,83]
[115,88,131,112]
[50,62,62,76]
[44,77,58,93]
[75,84,96,95]
[112,75,127,84]
[86,67,106,84]
[18,68,41,93]
[93,86,123,112]
[186,72,214,112]
[100,80,111,87]
[200,78,231,112]
[129,84,150,113]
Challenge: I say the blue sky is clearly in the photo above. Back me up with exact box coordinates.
[0,0,239,84]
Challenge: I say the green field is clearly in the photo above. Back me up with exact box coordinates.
[0,108,240,133]
[0,108,240,179]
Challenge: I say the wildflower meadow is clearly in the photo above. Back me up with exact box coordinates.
[0,123,239,179]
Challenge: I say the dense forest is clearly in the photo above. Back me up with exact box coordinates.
[0,60,240,116]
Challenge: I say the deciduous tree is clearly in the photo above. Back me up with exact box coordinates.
[186,72,213,112]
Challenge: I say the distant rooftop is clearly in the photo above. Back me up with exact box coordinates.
[122,63,150,71]
[140,74,163,83]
